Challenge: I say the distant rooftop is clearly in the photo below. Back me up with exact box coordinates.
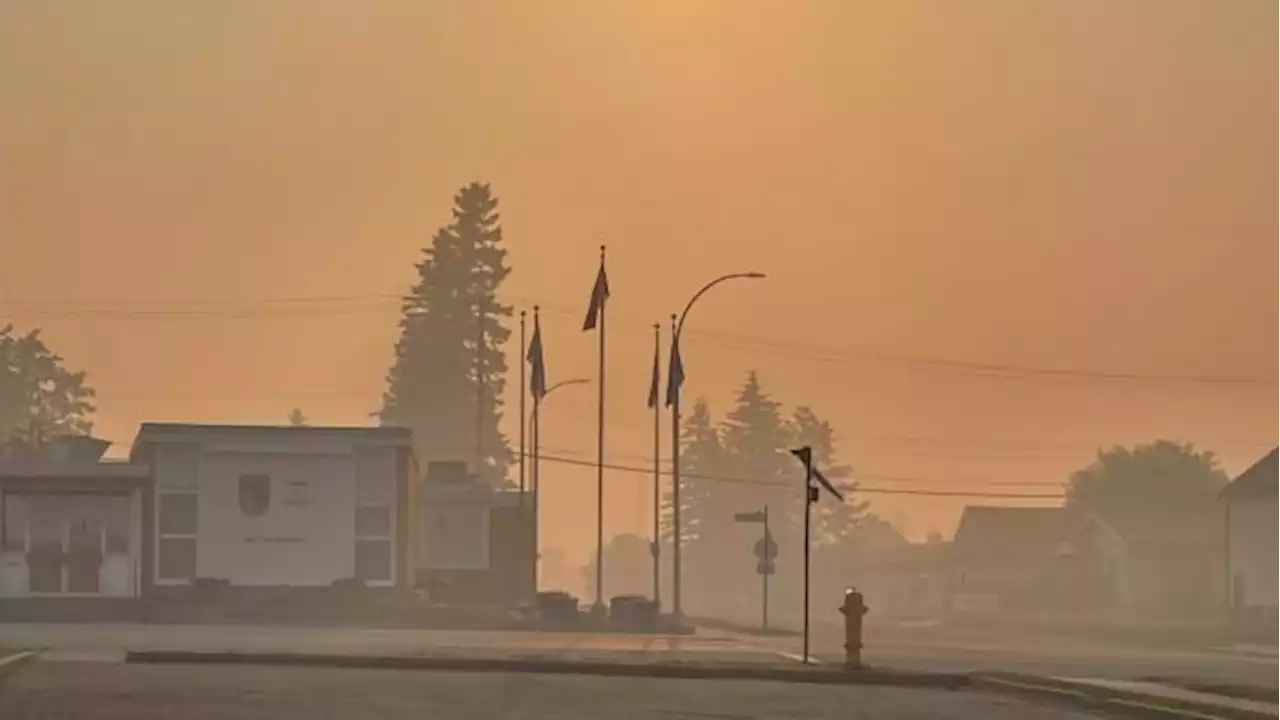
[1222,448,1278,502]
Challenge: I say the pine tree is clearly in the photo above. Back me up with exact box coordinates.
[720,372,793,523]
[790,406,867,548]
[660,397,723,548]
[379,182,513,485]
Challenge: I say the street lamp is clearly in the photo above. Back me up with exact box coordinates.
[670,272,766,620]
[529,376,589,588]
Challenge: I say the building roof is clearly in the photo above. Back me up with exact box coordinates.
[952,505,1069,561]
[131,422,414,456]
[1222,448,1278,502]
[0,459,150,485]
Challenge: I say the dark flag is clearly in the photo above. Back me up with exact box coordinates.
[665,338,684,408]
[582,260,610,332]
[647,334,661,409]
[527,312,546,400]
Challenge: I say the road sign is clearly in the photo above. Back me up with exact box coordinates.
[734,510,766,523]
[753,534,778,560]
[756,560,776,576]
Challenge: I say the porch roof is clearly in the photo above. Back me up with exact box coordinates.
[0,460,150,489]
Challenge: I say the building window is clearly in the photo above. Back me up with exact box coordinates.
[159,494,198,535]
[355,539,392,582]
[2,498,24,552]
[238,474,271,517]
[158,490,198,583]
[354,500,393,584]
[355,506,391,537]
[158,537,197,580]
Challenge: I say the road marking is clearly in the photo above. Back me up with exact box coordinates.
[776,652,821,665]
[0,650,34,669]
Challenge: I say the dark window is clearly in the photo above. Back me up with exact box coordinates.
[2,497,24,552]
[238,474,270,517]
[158,537,197,580]
[355,506,391,537]
[159,494,197,535]
[355,539,392,582]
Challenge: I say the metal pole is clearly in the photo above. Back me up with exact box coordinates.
[519,310,527,500]
[594,246,607,611]
[670,313,682,619]
[1224,502,1232,617]
[669,271,763,621]
[762,505,770,631]
[803,455,812,664]
[531,396,540,588]
[475,297,485,481]
[652,323,661,608]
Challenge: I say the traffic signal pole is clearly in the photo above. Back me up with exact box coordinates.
[802,455,813,663]
[762,505,770,631]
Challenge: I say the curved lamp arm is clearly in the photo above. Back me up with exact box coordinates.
[675,272,766,341]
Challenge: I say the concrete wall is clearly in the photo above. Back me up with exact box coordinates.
[1229,499,1278,608]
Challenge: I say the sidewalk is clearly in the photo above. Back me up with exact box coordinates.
[977,672,1278,720]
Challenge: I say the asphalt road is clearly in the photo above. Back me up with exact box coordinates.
[0,660,1106,719]
[751,619,1278,689]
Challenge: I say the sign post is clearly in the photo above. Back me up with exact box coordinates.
[789,446,844,665]
[734,507,775,630]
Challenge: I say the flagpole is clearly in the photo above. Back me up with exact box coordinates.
[519,310,527,502]
[531,306,542,593]
[594,245,607,614]
[651,322,661,609]
[669,313,682,620]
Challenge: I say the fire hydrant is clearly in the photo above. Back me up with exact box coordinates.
[839,587,869,669]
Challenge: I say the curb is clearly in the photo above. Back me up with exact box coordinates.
[972,672,1277,720]
[126,650,969,688]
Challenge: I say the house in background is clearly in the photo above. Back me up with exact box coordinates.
[130,423,418,594]
[1222,447,1277,633]
[0,436,148,605]
[1058,511,1223,618]
[948,506,1069,614]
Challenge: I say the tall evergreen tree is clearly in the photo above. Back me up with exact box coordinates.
[720,371,793,524]
[379,182,513,485]
[661,397,723,547]
[790,406,867,547]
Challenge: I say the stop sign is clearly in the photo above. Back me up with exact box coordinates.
[754,534,778,560]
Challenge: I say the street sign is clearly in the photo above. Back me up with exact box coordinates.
[813,467,844,502]
[756,560,776,576]
[753,534,778,560]
[733,510,766,523]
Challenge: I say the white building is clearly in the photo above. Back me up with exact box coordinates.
[131,423,417,591]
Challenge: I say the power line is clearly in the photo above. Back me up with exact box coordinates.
[531,451,1066,500]
[2,292,1273,386]
[537,443,1065,487]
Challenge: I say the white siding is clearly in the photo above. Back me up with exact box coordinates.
[1230,499,1278,608]
[195,451,357,587]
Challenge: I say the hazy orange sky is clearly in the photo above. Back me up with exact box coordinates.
[1,1,1275,564]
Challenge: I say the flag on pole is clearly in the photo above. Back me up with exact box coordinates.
[527,312,546,400]
[582,259,610,332]
[647,333,661,409]
[665,338,684,407]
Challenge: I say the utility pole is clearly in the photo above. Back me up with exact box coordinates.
[790,446,843,665]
